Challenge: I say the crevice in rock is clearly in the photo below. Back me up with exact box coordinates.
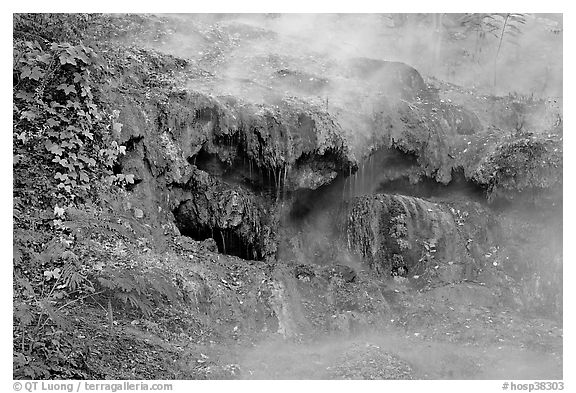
[170,169,274,261]
[376,168,488,203]
[174,215,262,260]
[190,146,281,198]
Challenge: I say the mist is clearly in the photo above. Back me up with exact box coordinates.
[141,13,562,98]
[102,13,562,379]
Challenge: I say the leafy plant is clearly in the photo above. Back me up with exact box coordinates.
[474,131,562,201]
[492,14,526,91]
[13,16,136,378]
[460,14,525,60]
[94,267,182,318]
[460,13,526,91]
[14,40,133,209]
[13,14,100,44]
[13,266,91,379]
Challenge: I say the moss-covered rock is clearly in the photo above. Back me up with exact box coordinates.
[343,194,500,284]
[471,131,562,203]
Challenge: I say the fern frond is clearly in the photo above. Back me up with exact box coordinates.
[38,299,71,329]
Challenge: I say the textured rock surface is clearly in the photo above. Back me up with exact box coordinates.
[343,194,499,283]
[93,16,562,316]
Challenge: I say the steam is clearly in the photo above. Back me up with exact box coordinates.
[126,12,562,274]
[143,13,561,98]
[111,13,562,379]
[239,328,562,379]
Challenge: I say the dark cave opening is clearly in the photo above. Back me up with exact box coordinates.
[376,167,488,202]
[190,146,285,199]
[211,228,262,261]
[173,207,263,261]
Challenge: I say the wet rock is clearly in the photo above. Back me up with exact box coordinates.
[274,68,330,94]
[267,276,311,337]
[343,58,428,100]
[420,283,499,309]
[326,343,414,379]
[201,238,218,253]
[173,168,274,260]
[101,37,560,316]
[343,193,498,282]
[323,264,357,283]
[173,235,218,253]
[291,165,338,190]
[154,90,355,194]
[470,131,562,204]
[294,264,315,281]
[174,236,198,251]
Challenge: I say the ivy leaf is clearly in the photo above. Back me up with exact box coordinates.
[79,171,89,183]
[52,268,62,279]
[57,84,76,95]
[15,91,34,101]
[59,53,77,66]
[20,110,37,121]
[46,118,60,128]
[66,100,81,110]
[35,53,52,64]
[60,141,74,149]
[44,268,61,280]
[55,172,68,181]
[104,175,116,185]
[53,205,65,218]
[77,153,89,163]
[20,66,31,79]
[28,66,44,81]
[47,143,64,156]
[53,157,67,166]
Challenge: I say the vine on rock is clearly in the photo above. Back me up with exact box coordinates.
[13,40,133,212]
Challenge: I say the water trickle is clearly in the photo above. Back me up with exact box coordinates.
[273,167,278,200]
[283,164,288,200]
[348,167,353,199]
[220,230,226,255]
[361,161,365,195]
[370,154,375,190]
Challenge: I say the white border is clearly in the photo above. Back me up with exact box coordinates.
[2,4,571,392]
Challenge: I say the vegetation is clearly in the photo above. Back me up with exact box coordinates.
[473,131,562,201]
[12,14,147,378]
